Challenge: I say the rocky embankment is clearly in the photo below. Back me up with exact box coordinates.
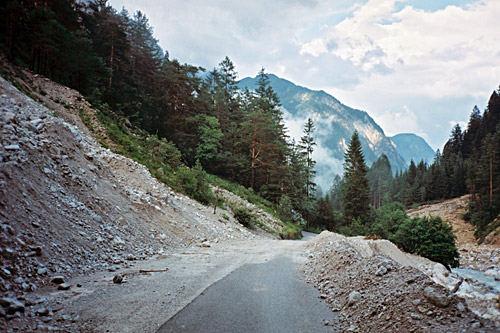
[408,196,500,326]
[304,231,498,332]
[0,69,268,331]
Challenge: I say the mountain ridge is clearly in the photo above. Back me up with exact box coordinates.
[238,74,407,189]
[389,133,436,165]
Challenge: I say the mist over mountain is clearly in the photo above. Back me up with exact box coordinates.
[238,74,408,189]
[390,133,436,165]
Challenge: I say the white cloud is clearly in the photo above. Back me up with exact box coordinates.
[313,145,343,190]
[300,39,328,57]
[109,0,500,151]
[375,106,420,135]
[301,0,500,98]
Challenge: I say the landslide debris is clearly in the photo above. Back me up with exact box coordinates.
[304,231,498,332]
[407,196,500,327]
[0,67,260,331]
[407,195,500,268]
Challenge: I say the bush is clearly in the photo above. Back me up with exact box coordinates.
[175,161,215,205]
[278,195,306,226]
[277,195,293,221]
[371,202,408,240]
[233,206,254,228]
[393,216,459,268]
[338,218,368,236]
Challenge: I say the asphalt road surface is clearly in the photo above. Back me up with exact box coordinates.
[157,255,337,332]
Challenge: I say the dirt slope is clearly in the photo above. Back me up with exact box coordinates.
[0,67,271,330]
[407,196,500,270]
[407,196,477,247]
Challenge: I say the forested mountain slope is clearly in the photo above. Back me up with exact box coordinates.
[238,74,408,187]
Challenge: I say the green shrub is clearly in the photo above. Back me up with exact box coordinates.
[338,218,368,236]
[175,161,215,205]
[394,216,459,268]
[371,202,408,240]
[233,206,254,228]
[277,195,293,221]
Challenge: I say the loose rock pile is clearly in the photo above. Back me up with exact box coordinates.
[0,69,260,330]
[304,232,497,332]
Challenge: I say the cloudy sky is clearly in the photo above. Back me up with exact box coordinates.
[110,0,500,150]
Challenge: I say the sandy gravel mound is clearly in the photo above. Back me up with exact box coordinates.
[304,231,498,332]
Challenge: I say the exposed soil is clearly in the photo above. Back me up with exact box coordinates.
[408,196,500,270]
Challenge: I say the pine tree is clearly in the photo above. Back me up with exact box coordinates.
[241,68,288,202]
[342,131,370,225]
[298,118,317,226]
[195,115,223,172]
[463,106,482,158]
[299,118,317,197]
[285,140,307,211]
[367,154,392,209]
[328,175,344,211]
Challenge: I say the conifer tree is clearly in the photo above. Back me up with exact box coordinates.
[299,118,317,198]
[342,131,370,224]
[367,154,392,209]
[298,118,317,227]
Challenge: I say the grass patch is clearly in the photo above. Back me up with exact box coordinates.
[206,174,279,218]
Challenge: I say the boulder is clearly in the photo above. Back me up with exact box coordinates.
[0,297,25,314]
[423,286,451,308]
[375,265,388,276]
[58,283,71,290]
[348,291,362,306]
[113,274,123,284]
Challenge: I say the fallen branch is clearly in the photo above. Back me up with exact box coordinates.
[139,268,169,273]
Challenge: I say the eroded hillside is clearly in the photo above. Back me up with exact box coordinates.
[408,196,500,268]
[0,68,282,330]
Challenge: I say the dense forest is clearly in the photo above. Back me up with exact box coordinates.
[1,1,498,265]
[323,93,500,242]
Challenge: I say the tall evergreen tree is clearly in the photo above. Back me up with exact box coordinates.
[298,118,317,227]
[298,118,317,197]
[367,154,392,209]
[463,106,482,158]
[242,68,288,202]
[342,131,370,224]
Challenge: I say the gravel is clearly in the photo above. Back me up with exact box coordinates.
[303,231,498,332]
